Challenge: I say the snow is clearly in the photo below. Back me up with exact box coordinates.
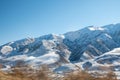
[8,42,14,45]
[110,48,120,53]
[1,46,13,54]
[104,33,112,39]
[59,34,65,39]
[102,48,120,56]
[23,48,29,53]
[42,40,56,50]
[88,27,105,31]
[36,52,60,64]
[5,55,27,61]
[3,51,60,65]
[26,56,36,60]
[25,52,60,65]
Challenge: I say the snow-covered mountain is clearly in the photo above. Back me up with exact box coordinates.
[0,34,70,69]
[64,24,120,62]
[0,23,120,72]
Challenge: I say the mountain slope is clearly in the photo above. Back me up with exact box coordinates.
[64,24,120,62]
[0,34,70,68]
[0,23,120,73]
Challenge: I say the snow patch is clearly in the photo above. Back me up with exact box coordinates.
[26,56,36,60]
[38,52,60,64]
[26,52,60,65]
[24,48,29,53]
[1,46,13,54]
[104,33,112,39]
[8,42,14,45]
[88,27,104,31]
[59,34,65,39]
[99,48,120,56]
[110,48,120,53]
[4,55,27,61]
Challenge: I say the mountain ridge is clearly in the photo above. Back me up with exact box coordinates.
[0,23,120,73]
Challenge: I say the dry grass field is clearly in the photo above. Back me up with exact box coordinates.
[0,65,118,80]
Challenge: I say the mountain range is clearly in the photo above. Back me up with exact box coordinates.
[0,23,120,73]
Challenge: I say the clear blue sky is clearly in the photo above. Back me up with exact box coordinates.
[0,0,120,45]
